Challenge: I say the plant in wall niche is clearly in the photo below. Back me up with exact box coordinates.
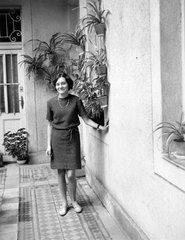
[82,48,109,106]
[154,112,185,160]
[81,0,110,36]
[71,47,109,123]
[73,77,103,120]
[2,128,28,164]
[82,48,107,76]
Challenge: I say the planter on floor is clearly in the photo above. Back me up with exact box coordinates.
[0,152,3,167]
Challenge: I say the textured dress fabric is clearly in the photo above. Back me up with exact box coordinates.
[46,94,87,169]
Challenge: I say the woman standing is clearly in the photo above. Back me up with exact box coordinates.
[46,73,108,216]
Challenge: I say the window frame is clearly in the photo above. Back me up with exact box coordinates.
[0,7,22,43]
[151,0,185,192]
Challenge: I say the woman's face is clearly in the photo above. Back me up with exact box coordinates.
[56,77,69,95]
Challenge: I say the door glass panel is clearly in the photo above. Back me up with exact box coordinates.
[12,54,18,83]
[0,55,5,113]
[0,53,20,113]
[6,55,12,83]
[0,86,5,113]
[6,54,19,113]
[7,85,19,113]
[5,54,18,83]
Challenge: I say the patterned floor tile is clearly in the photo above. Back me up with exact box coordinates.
[18,165,113,240]
[0,168,6,185]
[33,167,57,181]
[20,168,33,183]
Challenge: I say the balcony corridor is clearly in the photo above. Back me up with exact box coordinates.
[0,163,128,240]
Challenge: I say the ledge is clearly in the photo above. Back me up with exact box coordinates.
[162,153,185,170]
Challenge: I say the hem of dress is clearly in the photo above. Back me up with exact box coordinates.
[51,166,82,170]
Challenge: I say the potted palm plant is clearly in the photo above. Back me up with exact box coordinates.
[32,33,66,61]
[81,48,108,107]
[154,112,185,160]
[82,48,107,76]
[19,33,70,89]
[2,128,28,164]
[72,72,105,125]
[19,52,45,77]
[81,0,110,36]
[59,27,86,55]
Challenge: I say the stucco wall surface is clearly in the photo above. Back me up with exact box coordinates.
[82,0,185,239]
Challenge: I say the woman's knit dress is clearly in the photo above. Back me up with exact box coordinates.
[46,94,87,169]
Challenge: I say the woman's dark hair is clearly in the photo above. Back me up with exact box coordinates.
[53,73,73,90]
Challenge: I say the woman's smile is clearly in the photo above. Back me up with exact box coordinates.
[56,77,69,96]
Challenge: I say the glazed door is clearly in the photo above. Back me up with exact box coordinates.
[0,50,25,159]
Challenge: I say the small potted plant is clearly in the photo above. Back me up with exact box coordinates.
[154,112,185,159]
[32,33,66,60]
[72,74,105,125]
[19,52,45,77]
[2,128,28,164]
[82,48,107,77]
[19,33,70,89]
[0,151,3,167]
[81,0,110,36]
[59,27,86,55]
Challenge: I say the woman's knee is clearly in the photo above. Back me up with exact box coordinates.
[66,170,75,180]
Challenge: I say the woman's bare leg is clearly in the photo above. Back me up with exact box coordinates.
[67,169,82,213]
[57,169,67,206]
[66,170,76,202]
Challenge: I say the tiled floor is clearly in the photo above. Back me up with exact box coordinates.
[0,163,128,240]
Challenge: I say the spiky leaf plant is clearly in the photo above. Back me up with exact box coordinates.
[19,53,45,76]
[154,112,185,158]
[60,27,86,52]
[31,33,66,60]
[81,0,110,33]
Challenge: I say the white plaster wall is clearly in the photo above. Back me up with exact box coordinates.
[82,0,185,239]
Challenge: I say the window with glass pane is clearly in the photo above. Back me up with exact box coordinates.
[0,8,22,42]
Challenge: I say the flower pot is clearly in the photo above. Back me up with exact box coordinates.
[17,159,27,165]
[170,141,185,157]
[76,46,84,54]
[97,95,108,108]
[96,64,107,76]
[0,153,3,167]
[94,23,106,36]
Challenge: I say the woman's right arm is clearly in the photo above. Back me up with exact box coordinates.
[46,120,53,157]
